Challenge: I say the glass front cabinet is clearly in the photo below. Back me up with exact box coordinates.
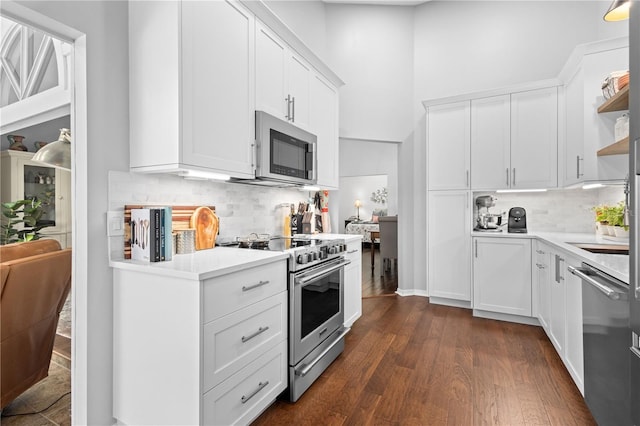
[1,150,71,248]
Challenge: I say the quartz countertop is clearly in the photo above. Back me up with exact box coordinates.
[472,231,629,283]
[110,247,289,281]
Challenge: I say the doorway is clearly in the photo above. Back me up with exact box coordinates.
[0,3,87,424]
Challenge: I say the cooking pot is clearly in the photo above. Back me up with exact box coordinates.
[477,213,503,229]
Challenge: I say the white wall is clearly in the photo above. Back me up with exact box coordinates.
[264,0,328,62]
[339,174,388,228]
[11,1,130,423]
[325,4,414,142]
[338,137,398,218]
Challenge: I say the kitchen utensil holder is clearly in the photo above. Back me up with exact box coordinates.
[175,229,196,254]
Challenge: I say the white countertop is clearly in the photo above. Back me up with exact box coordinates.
[110,247,289,281]
[472,230,629,283]
[110,233,360,280]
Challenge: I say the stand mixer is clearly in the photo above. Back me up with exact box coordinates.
[474,195,504,232]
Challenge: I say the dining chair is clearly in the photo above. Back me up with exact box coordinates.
[378,216,397,276]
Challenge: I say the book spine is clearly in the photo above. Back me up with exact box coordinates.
[152,209,161,262]
[160,208,166,261]
[164,206,173,261]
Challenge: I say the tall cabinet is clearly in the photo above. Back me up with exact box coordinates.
[0,150,71,248]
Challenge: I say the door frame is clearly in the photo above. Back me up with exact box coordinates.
[0,2,88,423]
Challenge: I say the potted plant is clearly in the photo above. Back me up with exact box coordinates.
[593,204,610,235]
[611,202,629,238]
[0,199,52,245]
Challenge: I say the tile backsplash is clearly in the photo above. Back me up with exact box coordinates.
[473,186,626,233]
[108,171,311,260]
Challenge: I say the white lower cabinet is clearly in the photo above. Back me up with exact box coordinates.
[428,191,471,303]
[112,258,288,425]
[344,239,362,327]
[472,237,532,317]
[538,246,584,394]
[533,241,552,333]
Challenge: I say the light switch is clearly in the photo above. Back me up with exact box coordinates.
[107,211,125,237]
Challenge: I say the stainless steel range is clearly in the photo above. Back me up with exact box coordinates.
[232,235,350,402]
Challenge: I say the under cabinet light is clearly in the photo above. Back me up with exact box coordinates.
[302,185,320,191]
[582,183,605,190]
[496,189,547,193]
[179,170,231,181]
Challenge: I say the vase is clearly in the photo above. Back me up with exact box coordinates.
[613,226,630,239]
[8,135,28,151]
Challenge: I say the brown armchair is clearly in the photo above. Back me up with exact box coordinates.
[1,239,72,409]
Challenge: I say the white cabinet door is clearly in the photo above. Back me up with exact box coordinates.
[255,22,288,119]
[510,87,558,189]
[181,0,254,177]
[549,251,566,355]
[343,240,362,327]
[471,95,511,190]
[428,191,471,301]
[473,237,532,316]
[563,67,585,186]
[427,102,470,190]
[564,254,584,394]
[534,241,552,333]
[311,74,339,189]
[287,53,311,131]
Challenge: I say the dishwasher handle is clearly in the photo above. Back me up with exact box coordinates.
[568,265,625,300]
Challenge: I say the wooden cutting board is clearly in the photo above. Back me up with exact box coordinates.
[190,206,219,250]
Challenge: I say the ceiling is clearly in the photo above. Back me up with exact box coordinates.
[321,0,430,5]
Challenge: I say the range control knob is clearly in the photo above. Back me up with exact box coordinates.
[297,254,308,264]
[328,246,336,255]
[312,252,318,261]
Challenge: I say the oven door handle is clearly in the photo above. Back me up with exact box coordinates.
[295,259,351,285]
[296,327,350,377]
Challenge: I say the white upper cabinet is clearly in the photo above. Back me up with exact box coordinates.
[471,95,511,190]
[427,101,470,190]
[561,39,628,185]
[129,0,254,179]
[255,22,311,132]
[310,74,339,189]
[255,23,288,119]
[510,87,558,189]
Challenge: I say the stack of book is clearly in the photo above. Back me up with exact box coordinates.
[130,206,172,262]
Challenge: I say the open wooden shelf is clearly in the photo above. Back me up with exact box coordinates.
[597,136,629,156]
[597,85,629,113]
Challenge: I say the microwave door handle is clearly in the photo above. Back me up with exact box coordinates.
[306,150,314,180]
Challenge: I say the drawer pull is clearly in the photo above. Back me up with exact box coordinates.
[241,326,270,343]
[347,249,358,254]
[241,380,269,404]
[242,280,270,292]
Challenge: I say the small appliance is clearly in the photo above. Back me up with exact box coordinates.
[474,195,504,232]
[507,207,527,233]
[252,110,317,186]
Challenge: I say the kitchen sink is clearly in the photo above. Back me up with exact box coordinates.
[567,242,629,255]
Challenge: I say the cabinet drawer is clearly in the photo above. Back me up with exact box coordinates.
[203,260,286,323]
[203,291,287,391]
[344,241,361,263]
[203,340,287,426]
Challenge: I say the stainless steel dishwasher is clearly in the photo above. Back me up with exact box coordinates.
[568,263,630,426]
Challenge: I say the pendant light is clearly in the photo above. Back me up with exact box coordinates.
[603,0,630,21]
[32,128,71,171]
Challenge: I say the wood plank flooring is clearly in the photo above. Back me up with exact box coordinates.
[362,245,398,298]
[253,296,595,426]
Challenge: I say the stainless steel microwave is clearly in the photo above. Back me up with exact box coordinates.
[255,111,317,186]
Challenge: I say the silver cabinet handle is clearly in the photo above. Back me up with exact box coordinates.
[536,263,545,269]
[554,254,560,283]
[296,328,350,377]
[241,381,269,404]
[285,95,291,120]
[291,96,295,122]
[466,170,469,187]
[568,265,621,300]
[242,280,270,292]
[576,155,584,179]
[506,168,510,187]
[474,239,478,258]
[347,249,358,254]
[241,326,270,343]
[512,168,516,186]
[536,249,545,255]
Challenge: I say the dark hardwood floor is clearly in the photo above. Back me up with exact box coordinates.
[362,244,398,298]
[253,296,594,425]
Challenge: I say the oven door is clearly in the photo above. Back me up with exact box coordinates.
[290,257,349,365]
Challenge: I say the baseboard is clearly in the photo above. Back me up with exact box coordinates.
[395,288,428,297]
[473,309,541,326]
[428,296,472,309]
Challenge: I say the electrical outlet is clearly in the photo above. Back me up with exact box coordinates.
[107,211,124,237]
